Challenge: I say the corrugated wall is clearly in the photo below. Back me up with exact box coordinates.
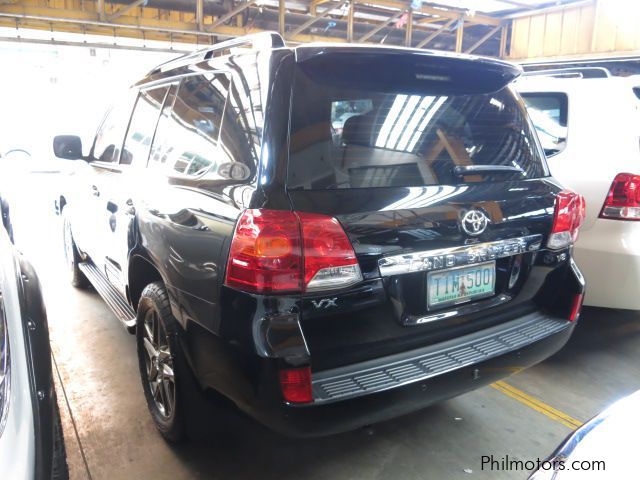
[509,0,640,60]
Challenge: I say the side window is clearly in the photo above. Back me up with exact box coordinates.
[216,53,265,183]
[149,74,229,177]
[521,92,568,157]
[216,69,262,182]
[91,92,136,163]
[121,86,169,166]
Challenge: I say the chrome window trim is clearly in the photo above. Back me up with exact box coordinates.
[0,291,10,437]
[378,234,543,277]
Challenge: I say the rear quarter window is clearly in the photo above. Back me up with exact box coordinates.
[148,62,261,184]
[288,65,547,190]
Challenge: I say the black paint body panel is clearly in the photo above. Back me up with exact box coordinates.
[59,43,584,436]
[14,252,60,479]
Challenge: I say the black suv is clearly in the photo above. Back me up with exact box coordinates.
[54,32,586,441]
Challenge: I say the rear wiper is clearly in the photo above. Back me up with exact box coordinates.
[453,165,524,176]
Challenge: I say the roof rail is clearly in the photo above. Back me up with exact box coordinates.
[522,67,612,79]
[148,31,285,76]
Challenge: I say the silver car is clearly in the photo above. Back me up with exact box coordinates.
[0,200,68,479]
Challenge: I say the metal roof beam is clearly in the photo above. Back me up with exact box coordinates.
[287,0,349,38]
[415,16,456,48]
[206,0,259,31]
[496,0,537,9]
[359,8,405,42]
[465,23,502,53]
[502,0,594,19]
[354,0,501,26]
[310,0,332,14]
[106,0,146,22]
[196,0,204,30]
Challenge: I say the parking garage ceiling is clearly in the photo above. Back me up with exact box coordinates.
[0,0,588,57]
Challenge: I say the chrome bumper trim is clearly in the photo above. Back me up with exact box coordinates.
[378,234,543,277]
[312,313,569,404]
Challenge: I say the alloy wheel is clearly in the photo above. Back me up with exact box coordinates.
[142,308,176,419]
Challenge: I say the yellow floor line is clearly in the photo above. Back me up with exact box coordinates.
[491,381,584,430]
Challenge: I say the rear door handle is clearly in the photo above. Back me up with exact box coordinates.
[106,199,135,215]
[124,199,135,216]
[91,185,100,197]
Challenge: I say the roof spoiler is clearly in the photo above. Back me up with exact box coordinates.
[296,46,522,95]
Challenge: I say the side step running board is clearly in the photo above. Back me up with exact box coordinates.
[78,262,136,329]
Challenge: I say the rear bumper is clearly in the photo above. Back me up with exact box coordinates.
[574,219,640,309]
[248,313,575,437]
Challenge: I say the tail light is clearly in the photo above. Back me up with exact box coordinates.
[224,209,362,294]
[547,191,586,250]
[297,212,362,292]
[279,367,313,404]
[600,173,640,220]
[224,210,302,293]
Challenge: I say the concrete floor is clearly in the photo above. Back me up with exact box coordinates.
[12,176,640,480]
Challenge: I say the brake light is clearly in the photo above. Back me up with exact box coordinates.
[547,191,586,250]
[600,173,640,220]
[279,367,313,404]
[225,209,362,294]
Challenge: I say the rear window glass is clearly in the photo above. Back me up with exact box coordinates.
[288,66,546,190]
[521,92,568,158]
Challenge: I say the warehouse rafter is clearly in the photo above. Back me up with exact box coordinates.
[0,0,588,57]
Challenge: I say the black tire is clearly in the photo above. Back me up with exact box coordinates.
[136,282,214,443]
[61,209,89,289]
[52,391,70,480]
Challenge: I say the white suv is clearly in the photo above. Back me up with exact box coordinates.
[517,68,640,310]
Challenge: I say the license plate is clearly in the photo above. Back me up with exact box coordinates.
[427,261,496,309]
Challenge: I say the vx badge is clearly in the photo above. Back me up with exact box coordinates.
[311,298,338,309]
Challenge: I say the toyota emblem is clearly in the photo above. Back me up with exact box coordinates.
[461,209,490,236]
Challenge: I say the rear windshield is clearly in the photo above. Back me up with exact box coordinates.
[287,63,547,190]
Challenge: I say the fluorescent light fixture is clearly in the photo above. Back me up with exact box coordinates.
[396,96,435,151]
[386,95,421,149]
[375,94,407,148]
[407,96,448,152]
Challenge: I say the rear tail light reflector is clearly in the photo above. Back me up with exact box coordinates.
[600,173,640,221]
[569,293,584,322]
[547,191,586,250]
[279,367,313,404]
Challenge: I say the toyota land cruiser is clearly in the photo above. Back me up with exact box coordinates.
[53,32,586,441]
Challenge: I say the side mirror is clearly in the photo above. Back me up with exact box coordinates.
[53,135,83,160]
[218,162,251,181]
